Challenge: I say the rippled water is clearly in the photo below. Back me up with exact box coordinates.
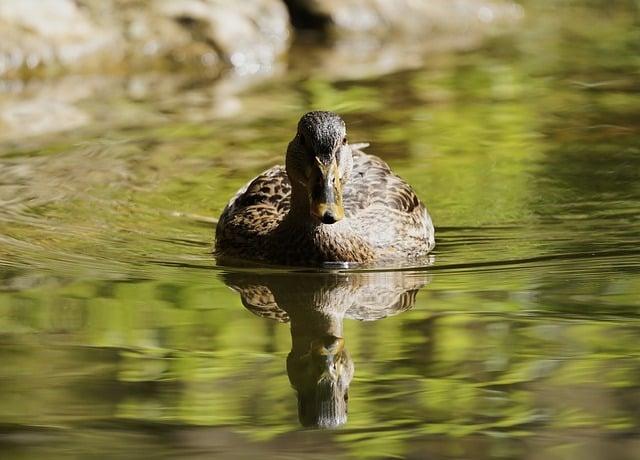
[1,2,639,459]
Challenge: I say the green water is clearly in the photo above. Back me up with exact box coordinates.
[1,2,640,459]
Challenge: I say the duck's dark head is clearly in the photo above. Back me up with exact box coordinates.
[286,111,353,225]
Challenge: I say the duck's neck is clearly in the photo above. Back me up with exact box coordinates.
[286,182,316,225]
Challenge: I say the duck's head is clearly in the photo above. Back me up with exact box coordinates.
[286,111,353,224]
[287,335,354,428]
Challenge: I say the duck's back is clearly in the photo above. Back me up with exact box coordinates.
[342,151,435,257]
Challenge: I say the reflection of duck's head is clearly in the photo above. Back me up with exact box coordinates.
[287,335,354,428]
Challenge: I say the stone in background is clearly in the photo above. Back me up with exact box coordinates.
[0,0,290,78]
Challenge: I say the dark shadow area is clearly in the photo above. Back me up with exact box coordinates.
[283,0,332,31]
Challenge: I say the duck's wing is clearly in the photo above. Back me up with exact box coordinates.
[343,149,435,254]
[343,149,421,218]
[215,165,291,252]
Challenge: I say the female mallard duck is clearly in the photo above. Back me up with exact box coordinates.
[215,111,435,266]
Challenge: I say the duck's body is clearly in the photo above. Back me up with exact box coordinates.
[215,112,435,266]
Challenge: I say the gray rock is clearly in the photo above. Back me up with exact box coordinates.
[0,0,122,77]
[0,0,291,78]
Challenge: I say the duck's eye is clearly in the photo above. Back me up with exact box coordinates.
[342,136,347,146]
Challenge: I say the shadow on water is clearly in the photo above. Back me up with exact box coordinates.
[221,269,429,428]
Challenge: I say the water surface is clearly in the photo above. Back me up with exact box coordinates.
[1,2,639,459]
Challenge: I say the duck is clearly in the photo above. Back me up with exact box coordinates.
[215,111,435,266]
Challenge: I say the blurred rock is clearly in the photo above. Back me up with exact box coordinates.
[0,0,122,77]
[0,0,290,78]
[0,0,523,79]
[285,0,524,80]
[155,0,290,75]
[285,0,523,35]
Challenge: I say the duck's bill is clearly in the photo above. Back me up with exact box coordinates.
[309,159,344,224]
[310,201,345,224]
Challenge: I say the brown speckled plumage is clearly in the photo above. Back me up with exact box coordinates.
[215,111,435,266]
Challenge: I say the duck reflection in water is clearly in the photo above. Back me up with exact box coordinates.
[221,270,429,428]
